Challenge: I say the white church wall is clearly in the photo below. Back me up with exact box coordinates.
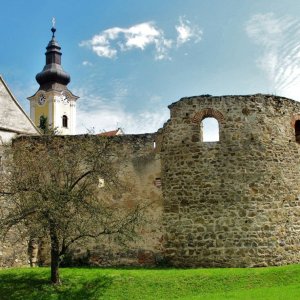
[0,131,16,144]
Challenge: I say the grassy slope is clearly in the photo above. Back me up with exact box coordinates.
[0,265,300,299]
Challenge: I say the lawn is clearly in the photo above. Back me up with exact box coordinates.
[0,265,300,299]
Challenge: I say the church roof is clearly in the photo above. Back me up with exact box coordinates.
[98,128,124,136]
[0,75,40,135]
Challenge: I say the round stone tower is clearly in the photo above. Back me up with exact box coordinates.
[161,94,300,267]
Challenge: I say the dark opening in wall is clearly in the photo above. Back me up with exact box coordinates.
[62,115,68,128]
[201,117,219,142]
[295,120,300,142]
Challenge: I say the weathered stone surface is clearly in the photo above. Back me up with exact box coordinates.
[3,93,300,268]
[1,134,163,267]
[161,94,300,267]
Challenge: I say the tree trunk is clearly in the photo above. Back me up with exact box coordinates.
[37,238,47,266]
[28,237,38,267]
[49,223,61,284]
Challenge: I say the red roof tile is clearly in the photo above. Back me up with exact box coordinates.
[97,128,124,136]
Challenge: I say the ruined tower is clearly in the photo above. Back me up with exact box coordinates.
[161,94,300,267]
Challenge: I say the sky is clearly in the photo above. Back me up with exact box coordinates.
[2,0,300,135]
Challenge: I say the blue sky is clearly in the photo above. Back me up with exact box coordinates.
[2,0,300,134]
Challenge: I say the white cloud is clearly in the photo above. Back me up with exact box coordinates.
[245,13,290,46]
[80,17,202,60]
[80,22,172,60]
[74,87,168,134]
[122,23,161,49]
[82,60,93,66]
[76,107,168,134]
[80,36,117,58]
[246,13,300,100]
[176,16,203,46]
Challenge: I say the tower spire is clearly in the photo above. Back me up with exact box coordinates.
[35,22,70,91]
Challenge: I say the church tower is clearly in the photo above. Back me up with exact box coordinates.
[28,23,79,135]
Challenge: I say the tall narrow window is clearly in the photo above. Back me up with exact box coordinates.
[295,120,300,143]
[201,117,219,142]
[62,115,68,128]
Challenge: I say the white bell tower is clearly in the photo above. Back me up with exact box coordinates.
[28,21,79,135]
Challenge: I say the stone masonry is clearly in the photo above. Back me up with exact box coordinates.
[3,93,300,268]
[161,94,300,267]
[1,134,163,267]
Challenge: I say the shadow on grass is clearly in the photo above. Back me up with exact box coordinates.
[0,272,113,300]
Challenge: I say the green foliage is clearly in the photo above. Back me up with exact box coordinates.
[0,135,146,284]
[38,115,48,134]
[38,115,59,135]
[1,265,300,299]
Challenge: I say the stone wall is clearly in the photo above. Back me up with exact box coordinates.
[161,94,300,267]
[0,133,163,267]
[0,144,29,267]
[3,93,300,268]
[0,75,39,267]
[70,134,164,266]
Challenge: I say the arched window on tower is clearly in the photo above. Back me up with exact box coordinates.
[201,117,219,142]
[62,115,68,128]
[295,120,300,143]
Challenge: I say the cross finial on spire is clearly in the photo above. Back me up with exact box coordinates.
[51,17,56,38]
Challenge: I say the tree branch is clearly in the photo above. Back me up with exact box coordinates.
[69,170,93,191]
[0,191,13,196]
[60,230,107,256]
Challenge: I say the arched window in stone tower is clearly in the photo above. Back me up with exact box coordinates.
[62,115,68,128]
[295,120,300,142]
[192,108,224,142]
[201,117,219,142]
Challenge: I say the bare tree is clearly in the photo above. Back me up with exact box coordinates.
[0,135,146,284]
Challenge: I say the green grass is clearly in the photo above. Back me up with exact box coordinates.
[1,265,300,299]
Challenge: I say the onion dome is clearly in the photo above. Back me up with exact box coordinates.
[36,26,70,88]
